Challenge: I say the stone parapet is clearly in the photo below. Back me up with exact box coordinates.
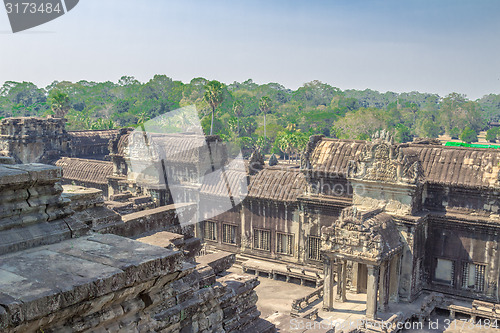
[116,202,197,238]
[62,185,122,232]
[0,164,88,255]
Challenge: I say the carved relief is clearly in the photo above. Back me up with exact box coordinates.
[321,207,402,262]
[347,139,423,185]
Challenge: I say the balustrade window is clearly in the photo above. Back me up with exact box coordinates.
[308,236,321,261]
[222,224,237,245]
[204,221,217,241]
[277,233,294,255]
[462,262,486,292]
[254,229,270,251]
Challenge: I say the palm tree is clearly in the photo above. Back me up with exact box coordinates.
[48,90,70,118]
[259,96,272,139]
[291,132,308,162]
[278,133,293,163]
[232,100,244,136]
[204,80,224,135]
[137,111,150,126]
[137,111,150,132]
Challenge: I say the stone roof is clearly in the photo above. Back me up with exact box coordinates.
[247,167,306,203]
[122,132,223,165]
[308,139,366,176]
[403,144,500,188]
[200,169,248,198]
[68,129,119,146]
[150,133,207,163]
[309,138,500,189]
[55,157,113,185]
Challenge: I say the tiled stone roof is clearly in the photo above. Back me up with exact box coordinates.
[68,129,119,145]
[150,133,206,164]
[55,157,113,185]
[247,167,306,203]
[403,144,500,188]
[309,138,500,189]
[309,139,366,176]
[200,169,248,198]
[119,132,222,164]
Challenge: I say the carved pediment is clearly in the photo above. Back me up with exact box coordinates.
[126,131,160,161]
[347,140,423,185]
[321,207,402,261]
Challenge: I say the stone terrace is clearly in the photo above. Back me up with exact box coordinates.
[0,162,274,332]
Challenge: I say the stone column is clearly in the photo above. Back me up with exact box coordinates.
[378,261,389,313]
[389,254,401,303]
[366,264,380,320]
[335,261,345,302]
[341,260,347,302]
[323,257,335,311]
[351,262,359,293]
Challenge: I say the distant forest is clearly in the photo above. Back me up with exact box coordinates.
[1,76,500,156]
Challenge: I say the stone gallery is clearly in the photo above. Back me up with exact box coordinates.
[1,116,500,332]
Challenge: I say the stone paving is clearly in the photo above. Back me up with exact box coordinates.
[229,266,314,319]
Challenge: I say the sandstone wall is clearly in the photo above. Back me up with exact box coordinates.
[0,117,70,164]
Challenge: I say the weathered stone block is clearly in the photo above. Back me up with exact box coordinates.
[196,251,236,275]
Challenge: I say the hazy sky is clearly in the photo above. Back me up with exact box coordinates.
[1,0,499,99]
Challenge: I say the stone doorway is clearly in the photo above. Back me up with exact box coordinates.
[357,263,368,293]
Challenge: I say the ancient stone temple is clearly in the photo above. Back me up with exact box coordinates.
[202,132,500,323]
[68,129,121,159]
[4,115,500,327]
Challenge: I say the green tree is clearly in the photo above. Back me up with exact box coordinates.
[232,100,244,135]
[449,127,460,139]
[416,118,441,138]
[201,116,225,136]
[137,111,150,126]
[136,110,150,133]
[259,96,272,139]
[290,131,308,162]
[48,90,71,118]
[331,107,385,139]
[460,127,478,143]
[204,80,224,135]
[394,124,412,143]
[277,133,293,163]
[486,128,499,142]
[240,117,257,137]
